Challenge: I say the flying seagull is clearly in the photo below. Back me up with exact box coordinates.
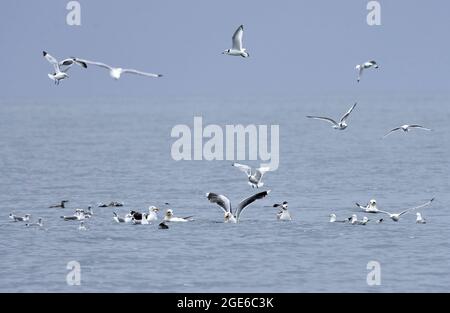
[77,58,162,80]
[378,198,434,222]
[306,102,357,130]
[232,163,271,188]
[222,25,249,58]
[43,51,86,85]
[355,199,380,213]
[356,60,378,82]
[383,124,432,138]
[206,190,270,223]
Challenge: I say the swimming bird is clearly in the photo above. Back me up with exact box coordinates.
[273,201,291,221]
[222,25,249,58]
[355,199,380,213]
[329,213,347,223]
[158,222,169,229]
[9,213,31,222]
[60,210,85,221]
[25,218,43,227]
[378,198,434,222]
[416,212,426,224]
[232,163,271,188]
[306,103,357,130]
[356,60,378,82]
[78,58,162,80]
[112,212,132,223]
[78,221,87,231]
[383,124,432,138]
[81,206,93,218]
[146,206,159,222]
[206,190,271,223]
[350,214,369,225]
[133,213,149,225]
[49,200,69,208]
[163,209,193,222]
[98,201,124,207]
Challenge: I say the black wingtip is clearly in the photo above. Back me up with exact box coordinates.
[43,51,47,56]
[158,74,163,77]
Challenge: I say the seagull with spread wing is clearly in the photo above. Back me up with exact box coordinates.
[383,124,432,138]
[356,60,379,82]
[378,198,434,222]
[43,51,86,85]
[306,103,357,130]
[206,190,270,223]
[232,163,271,188]
[222,25,249,58]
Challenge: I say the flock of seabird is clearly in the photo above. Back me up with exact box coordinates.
[10,25,435,230]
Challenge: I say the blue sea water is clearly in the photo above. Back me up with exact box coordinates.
[0,95,449,292]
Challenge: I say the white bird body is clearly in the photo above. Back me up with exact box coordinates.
[356,60,378,82]
[232,163,271,188]
[222,25,249,58]
[329,213,347,223]
[273,201,292,221]
[350,214,369,225]
[206,190,270,223]
[146,206,159,222]
[163,209,192,222]
[356,199,380,213]
[416,212,426,224]
[306,103,357,130]
[43,51,86,85]
[9,213,31,222]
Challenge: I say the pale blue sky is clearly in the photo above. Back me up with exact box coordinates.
[1,0,449,99]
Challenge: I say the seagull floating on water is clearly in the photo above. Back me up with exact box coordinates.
[206,190,270,223]
[222,25,249,58]
[79,221,87,231]
[232,163,271,188]
[416,212,426,224]
[350,214,369,225]
[25,218,43,228]
[383,124,432,138]
[98,201,124,207]
[43,51,86,85]
[306,103,357,130]
[61,210,85,221]
[356,60,378,82]
[163,209,193,222]
[378,198,434,222]
[49,200,69,208]
[146,206,160,222]
[9,213,31,222]
[78,58,162,80]
[356,199,380,213]
[329,213,347,223]
[273,201,291,221]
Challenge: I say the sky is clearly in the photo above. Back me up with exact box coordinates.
[1,0,449,99]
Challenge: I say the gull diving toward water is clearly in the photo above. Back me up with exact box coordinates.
[77,58,162,80]
[306,103,357,130]
[378,198,434,222]
[9,213,31,222]
[356,199,380,213]
[273,201,291,221]
[49,200,69,208]
[222,25,249,58]
[356,60,378,82]
[383,124,432,138]
[26,218,43,228]
[206,190,270,223]
[329,213,347,223]
[163,209,193,222]
[232,163,271,188]
[43,51,87,85]
[416,212,426,224]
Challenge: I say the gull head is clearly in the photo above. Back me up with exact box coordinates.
[166,209,174,217]
[369,199,377,207]
[224,212,233,220]
[416,212,423,219]
[149,206,159,213]
[362,216,369,223]
[329,213,336,222]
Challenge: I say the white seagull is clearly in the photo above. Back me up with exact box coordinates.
[416,212,426,224]
[356,60,378,82]
[43,51,86,85]
[306,103,357,130]
[206,190,270,223]
[329,213,347,223]
[25,218,44,227]
[60,210,85,221]
[383,124,432,138]
[112,212,132,223]
[273,201,291,221]
[78,58,162,80]
[378,198,434,222]
[163,209,193,222]
[222,25,249,58]
[350,214,369,225]
[9,213,31,222]
[232,163,271,188]
[355,199,380,213]
[146,206,160,222]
